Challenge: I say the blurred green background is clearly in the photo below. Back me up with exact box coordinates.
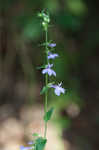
[0,0,99,150]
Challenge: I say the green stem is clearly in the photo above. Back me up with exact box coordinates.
[44,28,48,138]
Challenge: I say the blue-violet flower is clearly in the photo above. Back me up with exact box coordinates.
[20,142,34,150]
[48,52,59,59]
[20,146,32,150]
[48,43,56,48]
[50,82,65,96]
[42,63,56,76]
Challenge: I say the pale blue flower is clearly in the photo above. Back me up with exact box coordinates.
[28,141,34,145]
[20,146,32,150]
[20,141,34,150]
[42,64,56,76]
[50,82,65,96]
[48,52,59,59]
[48,43,56,48]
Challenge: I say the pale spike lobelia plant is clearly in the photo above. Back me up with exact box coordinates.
[20,10,65,150]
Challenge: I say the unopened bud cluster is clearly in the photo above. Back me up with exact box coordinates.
[38,11,50,30]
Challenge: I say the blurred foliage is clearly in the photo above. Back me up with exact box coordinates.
[66,0,87,16]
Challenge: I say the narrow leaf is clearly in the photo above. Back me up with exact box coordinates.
[35,137,47,150]
[32,133,39,137]
[40,86,49,95]
[36,65,45,70]
[44,107,54,122]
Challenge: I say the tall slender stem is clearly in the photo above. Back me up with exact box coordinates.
[44,28,48,138]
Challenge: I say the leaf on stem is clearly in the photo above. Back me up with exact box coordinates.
[32,133,39,137]
[35,137,47,150]
[36,65,45,70]
[44,107,54,122]
[40,86,49,95]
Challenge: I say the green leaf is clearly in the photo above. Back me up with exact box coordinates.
[35,137,47,150]
[40,40,52,46]
[40,82,55,95]
[36,65,45,70]
[32,133,39,137]
[40,86,49,95]
[44,107,54,122]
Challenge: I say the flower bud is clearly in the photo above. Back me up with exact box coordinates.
[42,22,46,26]
[38,13,42,17]
[42,22,48,30]
[42,13,46,17]
[44,17,50,23]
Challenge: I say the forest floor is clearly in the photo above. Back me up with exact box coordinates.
[0,105,69,150]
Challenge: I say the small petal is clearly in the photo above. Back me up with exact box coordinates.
[42,68,48,74]
[48,69,56,76]
[53,54,59,57]
[51,70,56,76]
[58,82,62,86]
[28,141,34,145]
[48,53,59,59]
[48,43,56,48]
[20,146,32,150]
[48,69,53,76]
[49,84,56,88]
[48,63,53,68]
[54,88,61,96]
[60,87,65,93]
